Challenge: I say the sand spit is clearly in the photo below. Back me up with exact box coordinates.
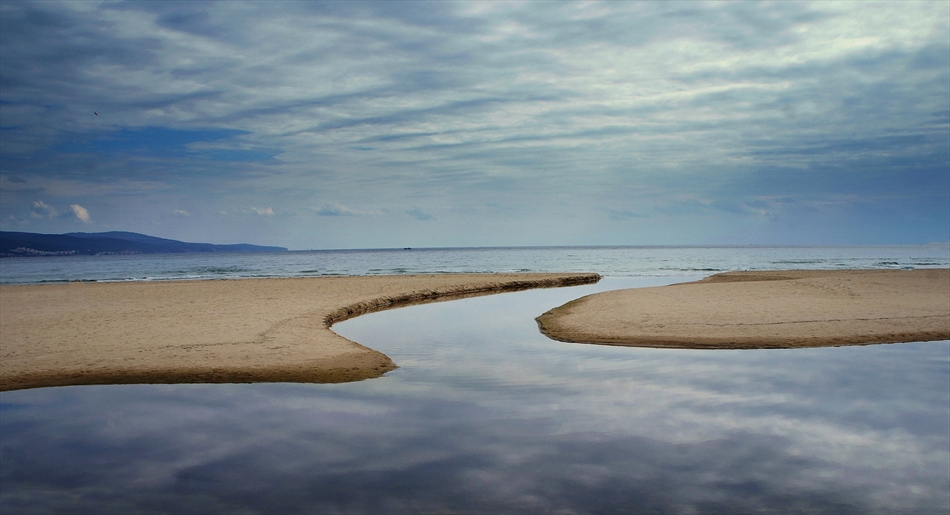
[537,269,950,349]
[0,273,599,391]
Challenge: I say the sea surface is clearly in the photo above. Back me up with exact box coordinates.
[1,244,948,284]
[1,246,948,514]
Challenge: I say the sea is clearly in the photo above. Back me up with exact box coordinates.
[1,245,949,514]
[1,244,948,284]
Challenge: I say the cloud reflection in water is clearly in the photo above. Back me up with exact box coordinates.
[1,278,948,514]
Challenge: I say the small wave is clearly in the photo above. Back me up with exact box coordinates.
[169,266,251,275]
[660,267,724,272]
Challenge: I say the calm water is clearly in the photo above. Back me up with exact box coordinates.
[1,248,949,514]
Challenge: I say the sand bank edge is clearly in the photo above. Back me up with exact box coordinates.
[536,269,950,349]
[1,273,600,391]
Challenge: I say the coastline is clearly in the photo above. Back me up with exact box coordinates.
[4,268,948,392]
[0,273,599,391]
[537,269,950,349]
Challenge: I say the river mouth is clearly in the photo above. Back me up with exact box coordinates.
[2,277,948,514]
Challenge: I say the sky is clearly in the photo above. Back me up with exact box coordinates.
[1,1,948,249]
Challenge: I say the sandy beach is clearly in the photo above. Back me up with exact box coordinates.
[4,269,948,391]
[537,269,950,349]
[0,273,599,391]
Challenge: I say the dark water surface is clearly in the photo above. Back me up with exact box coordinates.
[2,277,948,514]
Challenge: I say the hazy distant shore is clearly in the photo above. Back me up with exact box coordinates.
[538,269,950,349]
[0,231,288,257]
[0,273,599,391]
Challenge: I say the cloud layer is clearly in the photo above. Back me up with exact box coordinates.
[1,1,947,247]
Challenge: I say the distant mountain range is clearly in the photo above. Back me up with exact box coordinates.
[0,231,288,257]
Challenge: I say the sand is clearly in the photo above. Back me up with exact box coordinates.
[537,269,950,349]
[5,269,948,392]
[0,273,599,391]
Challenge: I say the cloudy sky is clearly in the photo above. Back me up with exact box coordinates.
[1,1,947,249]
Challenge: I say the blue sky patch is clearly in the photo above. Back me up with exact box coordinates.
[53,127,273,162]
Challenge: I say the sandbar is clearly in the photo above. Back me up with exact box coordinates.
[0,273,599,391]
[537,269,950,349]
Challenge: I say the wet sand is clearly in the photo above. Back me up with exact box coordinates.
[0,273,599,391]
[537,269,950,349]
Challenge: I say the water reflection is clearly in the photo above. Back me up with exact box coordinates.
[2,278,948,514]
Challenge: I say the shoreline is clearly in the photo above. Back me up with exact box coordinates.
[0,273,599,391]
[5,269,948,392]
[537,269,950,349]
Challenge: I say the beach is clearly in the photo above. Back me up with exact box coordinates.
[0,273,598,391]
[3,268,949,512]
[3,269,948,392]
[538,269,950,349]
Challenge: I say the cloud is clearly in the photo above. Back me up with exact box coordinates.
[173,209,191,217]
[0,2,946,246]
[31,200,57,219]
[251,207,274,216]
[313,204,356,216]
[312,203,381,217]
[603,208,648,221]
[69,204,90,223]
[28,200,91,223]
[407,207,435,221]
